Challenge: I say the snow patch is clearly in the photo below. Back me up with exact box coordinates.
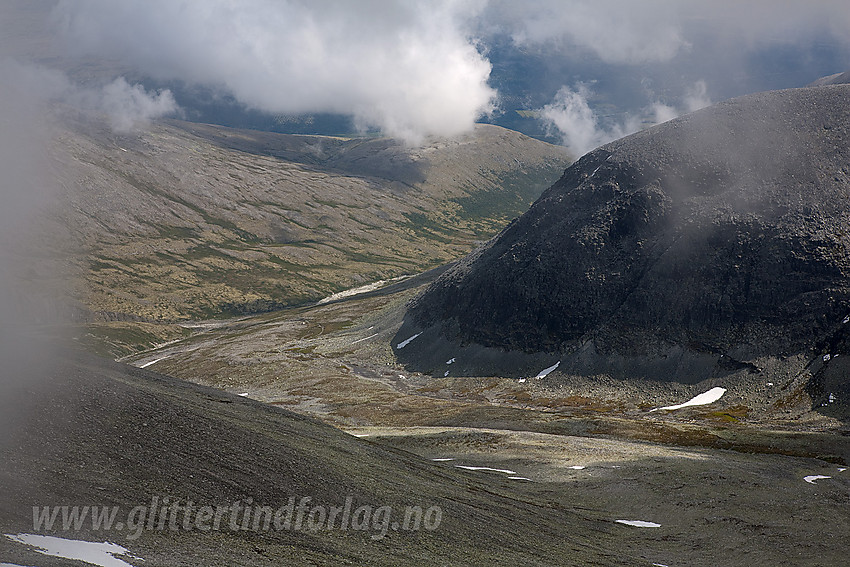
[395,333,422,349]
[138,356,168,368]
[568,465,586,470]
[838,468,847,473]
[4,534,140,567]
[534,361,560,379]
[444,370,449,377]
[508,476,531,481]
[829,393,836,403]
[615,520,661,528]
[804,475,831,484]
[238,392,249,397]
[317,276,408,304]
[455,465,517,475]
[823,353,832,362]
[518,378,526,383]
[431,458,454,462]
[350,332,379,345]
[446,358,455,365]
[651,387,726,411]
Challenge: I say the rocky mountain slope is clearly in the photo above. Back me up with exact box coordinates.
[0,347,643,566]
[809,71,850,86]
[41,114,568,354]
[402,85,850,415]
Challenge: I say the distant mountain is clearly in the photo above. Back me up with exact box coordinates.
[41,115,569,355]
[400,85,850,416]
[809,71,850,86]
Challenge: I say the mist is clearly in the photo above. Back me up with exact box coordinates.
[483,0,850,67]
[0,58,176,323]
[73,77,178,132]
[541,80,712,156]
[0,53,177,439]
[0,57,65,437]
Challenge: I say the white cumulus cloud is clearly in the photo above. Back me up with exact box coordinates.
[51,0,496,144]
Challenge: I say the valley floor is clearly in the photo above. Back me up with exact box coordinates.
[103,272,850,566]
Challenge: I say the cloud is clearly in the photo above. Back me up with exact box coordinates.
[0,61,175,358]
[0,59,65,225]
[52,0,496,144]
[645,79,711,127]
[0,54,178,136]
[683,80,711,113]
[483,0,850,65]
[0,59,172,399]
[540,84,633,155]
[649,102,680,125]
[541,80,712,155]
[0,58,178,135]
[84,78,178,133]
[485,0,688,64]
[41,1,850,144]
[0,58,64,384]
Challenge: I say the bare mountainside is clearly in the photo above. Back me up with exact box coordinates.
[402,85,850,419]
[47,115,569,354]
[0,347,646,566]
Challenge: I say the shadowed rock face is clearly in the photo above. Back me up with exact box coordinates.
[409,85,850,360]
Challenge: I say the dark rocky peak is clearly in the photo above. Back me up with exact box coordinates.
[404,85,850,386]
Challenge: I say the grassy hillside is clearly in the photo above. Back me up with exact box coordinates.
[46,116,570,355]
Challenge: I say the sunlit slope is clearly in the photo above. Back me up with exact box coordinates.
[47,116,568,352]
